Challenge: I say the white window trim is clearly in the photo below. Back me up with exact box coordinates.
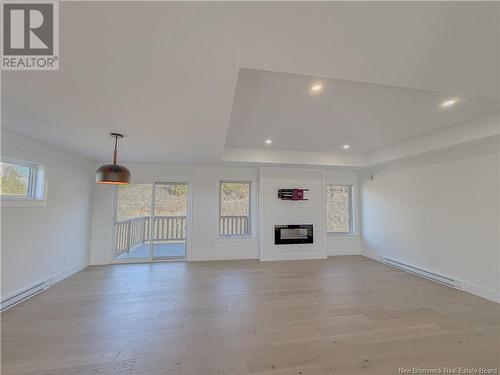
[217,180,253,238]
[0,157,47,207]
[326,183,357,236]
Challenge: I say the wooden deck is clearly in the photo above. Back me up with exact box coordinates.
[114,215,248,259]
[116,241,186,260]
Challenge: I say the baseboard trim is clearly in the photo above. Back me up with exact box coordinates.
[260,253,327,261]
[1,261,89,312]
[361,250,383,262]
[327,249,361,256]
[51,260,89,285]
[190,253,258,261]
[362,253,499,304]
[462,281,500,303]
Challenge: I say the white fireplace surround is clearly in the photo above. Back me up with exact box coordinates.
[259,167,328,261]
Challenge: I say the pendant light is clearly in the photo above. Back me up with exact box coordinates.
[96,133,131,185]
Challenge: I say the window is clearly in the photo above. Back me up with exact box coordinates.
[326,185,352,234]
[0,158,45,205]
[219,181,251,236]
[0,160,40,199]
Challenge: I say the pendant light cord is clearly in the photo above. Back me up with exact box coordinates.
[113,135,118,165]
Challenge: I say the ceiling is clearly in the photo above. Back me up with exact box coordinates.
[226,68,500,154]
[2,2,499,165]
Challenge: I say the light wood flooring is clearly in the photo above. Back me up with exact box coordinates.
[2,256,499,374]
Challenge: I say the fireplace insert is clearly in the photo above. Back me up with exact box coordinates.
[274,224,313,245]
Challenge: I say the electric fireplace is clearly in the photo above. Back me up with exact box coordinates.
[274,224,313,245]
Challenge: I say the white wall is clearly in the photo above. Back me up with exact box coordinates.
[90,163,259,264]
[361,139,500,302]
[1,129,95,300]
[90,163,361,264]
[259,167,325,261]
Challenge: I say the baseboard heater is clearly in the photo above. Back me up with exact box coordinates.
[382,257,463,290]
[1,280,50,312]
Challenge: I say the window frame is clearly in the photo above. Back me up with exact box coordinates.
[218,180,252,237]
[0,159,36,199]
[0,157,46,206]
[326,184,354,235]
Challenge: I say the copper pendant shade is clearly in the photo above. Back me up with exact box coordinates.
[96,133,131,185]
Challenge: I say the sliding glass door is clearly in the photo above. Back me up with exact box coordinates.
[114,184,152,260]
[152,183,187,259]
[113,182,188,262]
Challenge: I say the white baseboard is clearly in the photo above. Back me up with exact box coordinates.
[190,253,258,261]
[361,249,383,262]
[50,260,89,285]
[327,249,361,256]
[362,252,499,304]
[462,281,500,303]
[1,260,89,311]
[260,252,327,261]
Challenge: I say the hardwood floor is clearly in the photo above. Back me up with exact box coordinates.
[2,256,499,374]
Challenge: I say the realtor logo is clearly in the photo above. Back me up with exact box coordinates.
[2,1,59,70]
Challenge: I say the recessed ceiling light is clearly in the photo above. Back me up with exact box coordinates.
[342,144,350,149]
[311,84,323,93]
[441,99,457,107]
[265,139,272,145]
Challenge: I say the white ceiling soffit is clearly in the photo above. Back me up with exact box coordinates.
[2,2,499,166]
[224,112,500,168]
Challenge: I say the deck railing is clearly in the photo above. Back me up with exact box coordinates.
[115,216,186,256]
[219,215,249,236]
[115,215,249,257]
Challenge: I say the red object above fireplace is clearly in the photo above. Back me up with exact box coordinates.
[278,189,309,201]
